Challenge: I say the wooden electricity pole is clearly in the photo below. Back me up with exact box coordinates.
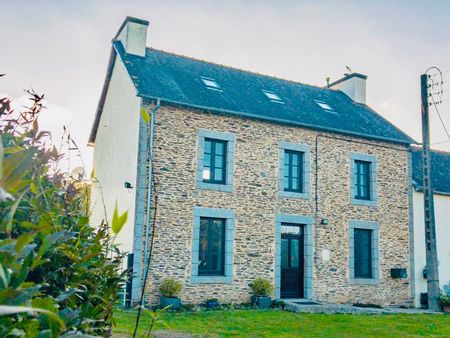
[420,73,440,311]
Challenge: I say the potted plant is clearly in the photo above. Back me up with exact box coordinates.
[251,277,273,309]
[159,278,182,310]
[438,293,450,313]
[205,298,220,308]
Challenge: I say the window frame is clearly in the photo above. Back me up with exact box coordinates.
[278,141,310,199]
[349,220,379,284]
[283,149,304,193]
[198,217,226,276]
[202,138,227,185]
[354,160,371,200]
[353,228,373,278]
[196,129,236,192]
[191,207,234,284]
[350,152,377,207]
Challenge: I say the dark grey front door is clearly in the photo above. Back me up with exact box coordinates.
[280,223,304,298]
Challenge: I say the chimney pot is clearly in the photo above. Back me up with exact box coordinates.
[114,17,149,57]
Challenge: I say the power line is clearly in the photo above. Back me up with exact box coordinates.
[430,92,450,141]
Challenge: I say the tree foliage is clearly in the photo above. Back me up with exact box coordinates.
[0,91,127,336]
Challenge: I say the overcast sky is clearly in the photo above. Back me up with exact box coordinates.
[1,0,450,173]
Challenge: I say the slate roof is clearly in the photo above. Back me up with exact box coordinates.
[89,39,415,145]
[411,147,450,195]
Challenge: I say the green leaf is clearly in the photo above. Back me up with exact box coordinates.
[4,191,25,236]
[30,182,38,194]
[111,203,128,235]
[141,108,150,124]
[0,147,35,195]
[0,263,10,289]
[0,305,65,329]
[15,232,36,253]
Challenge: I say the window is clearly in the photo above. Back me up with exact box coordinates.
[314,100,336,113]
[350,153,377,206]
[262,90,284,104]
[198,217,225,276]
[354,229,372,278]
[201,77,221,91]
[349,220,379,284]
[192,207,234,284]
[203,138,227,184]
[354,160,371,200]
[278,142,310,199]
[283,150,304,192]
[196,129,236,192]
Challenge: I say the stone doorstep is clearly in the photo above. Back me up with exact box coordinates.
[282,300,443,315]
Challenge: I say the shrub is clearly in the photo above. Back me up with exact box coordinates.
[251,277,273,297]
[159,278,182,298]
[0,90,128,336]
[438,293,450,306]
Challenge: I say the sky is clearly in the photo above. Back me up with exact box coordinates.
[1,0,450,173]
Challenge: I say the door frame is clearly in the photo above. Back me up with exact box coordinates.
[280,226,305,298]
[275,214,314,299]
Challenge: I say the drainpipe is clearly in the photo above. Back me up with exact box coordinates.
[142,99,160,296]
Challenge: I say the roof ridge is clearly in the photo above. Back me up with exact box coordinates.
[145,47,338,92]
[412,145,450,155]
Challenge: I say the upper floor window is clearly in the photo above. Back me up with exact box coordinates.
[283,150,304,193]
[350,153,377,207]
[201,77,221,91]
[278,142,310,199]
[198,217,226,276]
[196,129,236,192]
[203,138,227,184]
[262,90,284,104]
[354,160,371,200]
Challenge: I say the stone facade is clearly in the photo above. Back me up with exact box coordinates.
[142,103,412,307]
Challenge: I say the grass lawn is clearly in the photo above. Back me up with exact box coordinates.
[114,309,450,337]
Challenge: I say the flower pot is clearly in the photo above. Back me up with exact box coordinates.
[206,299,219,308]
[442,304,450,313]
[255,296,272,309]
[160,296,181,310]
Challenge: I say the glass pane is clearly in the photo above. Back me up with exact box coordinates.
[291,239,299,268]
[292,177,299,190]
[204,153,211,167]
[204,140,212,154]
[284,153,290,165]
[215,155,224,169]
[354,229,372,278]
[281,224,301,235]
[215,142,225,155]
[202,168,211,180]
[281,239,289,268]
[214,168,223,181]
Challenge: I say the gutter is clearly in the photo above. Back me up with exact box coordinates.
[137,94,414,146]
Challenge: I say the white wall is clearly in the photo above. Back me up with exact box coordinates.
[330,76,366,104]
[413,190,450,307]
[90,54,141,253]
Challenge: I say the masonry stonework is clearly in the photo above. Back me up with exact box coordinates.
[143,104,412,307]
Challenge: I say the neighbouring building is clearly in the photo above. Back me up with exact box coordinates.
[89,17,416,307]
[411,147,450,307]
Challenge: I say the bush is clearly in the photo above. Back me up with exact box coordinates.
[0,91,128,336]
[438,293,450,306]
[251,277,273,297]
[159,278,182,298]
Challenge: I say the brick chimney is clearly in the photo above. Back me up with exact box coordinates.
[114,16,149,57]
[328,73,367,104]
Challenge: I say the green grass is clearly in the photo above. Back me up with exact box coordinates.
[114,309,450,337]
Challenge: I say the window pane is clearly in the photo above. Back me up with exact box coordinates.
[290,239,299,268]
[202,168,211,180]
[204,140,212,154]
[215,155,224,169]
[281,239,289,268]
[354,229,372,278]
[355,160,371,200]
[214,168,223,181]
[284,150,304,192]
[198,218,225,276]
[215,142,225,155]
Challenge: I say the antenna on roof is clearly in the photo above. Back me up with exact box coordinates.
[345,66,352,74]
[326,77,330,88]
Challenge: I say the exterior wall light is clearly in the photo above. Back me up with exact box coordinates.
[124,181,133,189]
[321,219,329,225]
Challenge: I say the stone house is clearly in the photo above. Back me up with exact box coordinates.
[411,147,450,307]
[89,17,416,307]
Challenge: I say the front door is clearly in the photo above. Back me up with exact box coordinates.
[280,223,304,298]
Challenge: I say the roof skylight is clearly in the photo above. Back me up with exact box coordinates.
[201,77,221,91]
[314,100,336,113]
[262,90,284,104]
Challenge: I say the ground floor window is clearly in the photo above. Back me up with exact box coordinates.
[192,207,234,284]
[354,229,372,278]
[198,217,225,276]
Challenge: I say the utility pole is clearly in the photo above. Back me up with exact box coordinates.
[420,73,440,311]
